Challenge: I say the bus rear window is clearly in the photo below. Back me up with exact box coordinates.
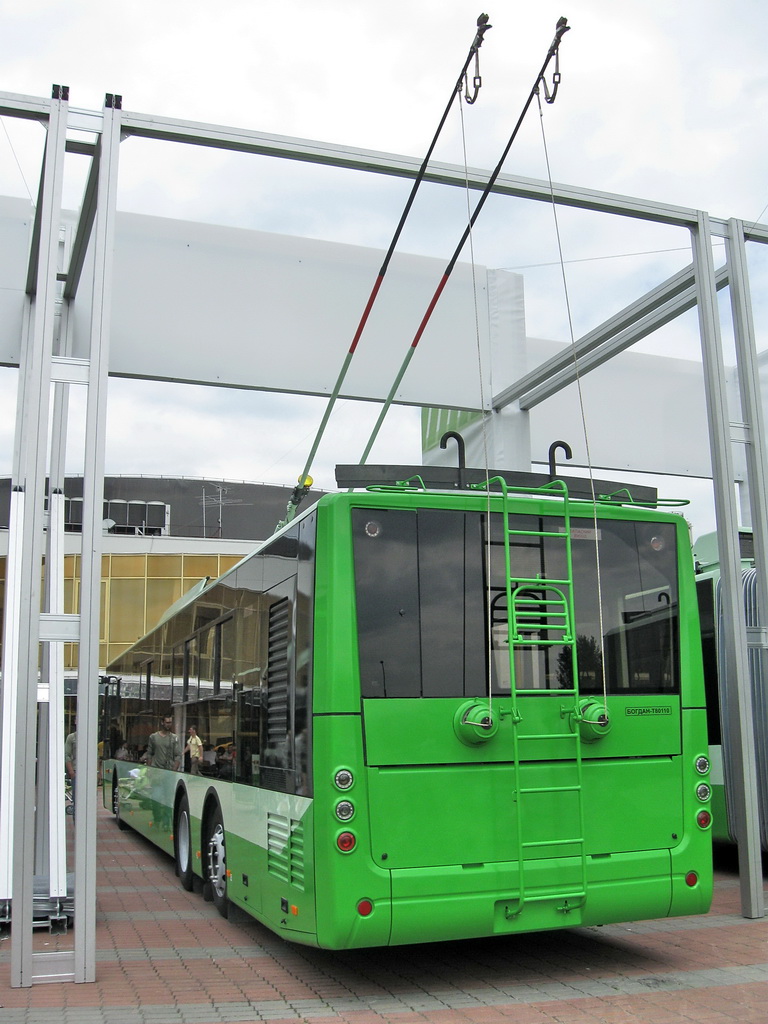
[352,508,680,698]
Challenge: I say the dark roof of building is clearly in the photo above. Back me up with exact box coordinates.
[0,476,327,541]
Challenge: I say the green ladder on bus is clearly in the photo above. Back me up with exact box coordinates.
[478,477,589,920]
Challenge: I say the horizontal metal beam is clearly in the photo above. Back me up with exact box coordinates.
[118,109,729,233]
[0,91,50,120]
[39,613,80,642]
[50,357,91,384]
[2,90,767,241]
[498,264,730,411]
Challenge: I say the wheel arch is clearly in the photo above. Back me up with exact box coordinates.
[201,787,223,842]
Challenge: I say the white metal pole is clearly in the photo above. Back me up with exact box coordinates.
[691,211,764,918]
[74,95,122,983]
[10,85,69,988]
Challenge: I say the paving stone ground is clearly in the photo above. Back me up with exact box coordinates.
[0,806,766,1024]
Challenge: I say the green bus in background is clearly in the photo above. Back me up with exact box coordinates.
[694,529,768,851]
[102,477,713,948]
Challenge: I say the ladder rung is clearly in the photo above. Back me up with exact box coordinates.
[512,634,573,643]
[520,890,587,905]
[514,598,569,606]
[516,688,577,695]
[510,576,571,586]
[507,529,569,539]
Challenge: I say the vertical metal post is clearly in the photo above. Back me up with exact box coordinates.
[44,489,68,899]
[74,95,122,983]
[42,218,75,906]
[691,211,764,918]
[9,86,69,988]
[724,219,768,907]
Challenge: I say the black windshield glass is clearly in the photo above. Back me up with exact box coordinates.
[352,508,679,698]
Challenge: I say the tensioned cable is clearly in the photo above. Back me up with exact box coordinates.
[457,81,495,710]
[1,117,34,203]
[357,17,570,468]
[535,87,609,715]
[502,243,725,271]
[278,14,492,526]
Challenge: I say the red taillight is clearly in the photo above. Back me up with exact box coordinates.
[337,831,356,852]
[685,871,698,887]
[357,899,373,916]
[697,810,712,829]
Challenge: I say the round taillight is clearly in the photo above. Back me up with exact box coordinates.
[365,520,382,538]
[337,831,356,852]
[696,783,711,801]
[357,899,373,917]
[695,756,710,775]
[334,769,354,790]
[685,871,698,887]
[336,800,354,821]
[696,810,712,829]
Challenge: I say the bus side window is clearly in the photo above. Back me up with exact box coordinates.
[236,688,262,785]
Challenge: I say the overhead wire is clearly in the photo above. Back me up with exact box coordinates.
[357,17,571,467]
[502,243,725,271]
[457,74,495,710]
[278,14,493,527]
[1,117,35,204]
[534,86,610,717]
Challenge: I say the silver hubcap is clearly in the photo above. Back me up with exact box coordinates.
[177,810,190,871]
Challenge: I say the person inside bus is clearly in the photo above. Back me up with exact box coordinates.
[216,742,235,779]
[143,715,181,771]
[201,743,217,773]
[184,724,204,775]
[109,717,124,759]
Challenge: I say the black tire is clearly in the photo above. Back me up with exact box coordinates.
[113,780,128,831]
[205,804,229,918]
[174,794,194,891]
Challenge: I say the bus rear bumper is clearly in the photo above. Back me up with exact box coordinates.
[384,849,707,946]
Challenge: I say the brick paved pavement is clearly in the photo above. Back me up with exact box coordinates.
[0,806,766,1024]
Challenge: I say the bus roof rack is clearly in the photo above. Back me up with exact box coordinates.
[335,465,658,505]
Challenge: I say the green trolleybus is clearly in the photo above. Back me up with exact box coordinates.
[102,475,713,948]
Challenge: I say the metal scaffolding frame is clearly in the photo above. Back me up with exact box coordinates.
[0,87,765,986]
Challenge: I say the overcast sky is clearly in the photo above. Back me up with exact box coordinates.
[1,0,767,538]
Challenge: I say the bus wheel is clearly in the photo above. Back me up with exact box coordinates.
[113,780,127,831]
[206,806,229,918]
[174,794,194,891]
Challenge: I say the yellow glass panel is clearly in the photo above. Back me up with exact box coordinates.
[100,580,107,639]
[147,555,183,578]
[64,555,77,579]
[101,554,109,576]
[65,643,78,669]
[107,642,131,665]
[109,578,145,643]
[109,554,146,578]
[64,579,77,615]
[99,642,108,669]
[146,578,182,632]
[220,555,243,573]
[183,555,219,579]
